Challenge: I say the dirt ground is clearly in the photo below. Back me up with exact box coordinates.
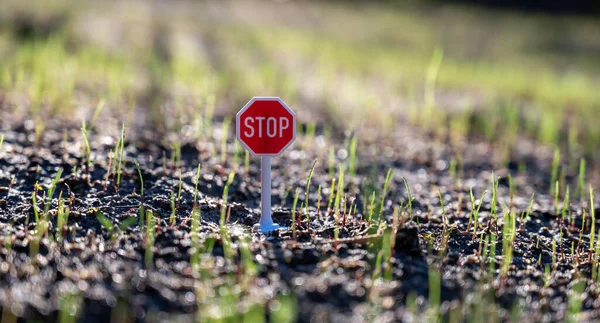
[0,114,596,322]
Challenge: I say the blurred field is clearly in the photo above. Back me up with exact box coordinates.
[2,0,600,161]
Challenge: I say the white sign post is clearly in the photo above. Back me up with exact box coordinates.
[236,97,296,232]
[259,155,280,231]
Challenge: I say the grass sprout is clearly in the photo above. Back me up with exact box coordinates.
[190,164,202,267]
[89,98,105,130]
[221,117,231,165]
[95,212,116,240]
[334,166,345,240]
[30,217,49,262]
[376,168,393,226]
[327,178,336,214]
[170,141,182,171]
[467,187,475,232]
[427,265,441,320]
[190,206,202,269]
[520,193,535,229]
[169,192,176,226]
[561,186,570,226]
[489,232,497,274]
[232,141,240,169]
[135,160,144,197]
[193,164,201,207]
[244,150,250,174]
[177,171,183,207]
[118,217,137,231]
[578,158,586,201]
[238,234,258,276]
[56,192,69,240]
[292,188,300,240]
[270,293,297,323]
[32,190,40,223]
[591,185,596,261]
[204,94,216,138]
[438,189,450,255]
[382,226,392,281]
[145,210,156,268]
[305,159,317,224]
[403,177,414,221]
[45,168,63,214]
[552,239,557,268]
[501,209,517,278]
[58,291,82,323]
[349,136,357,177]
[491,172,499,221]
[116,124,126,189]
[550,148,560,196]
[329,147,335,179]
[567,280,585,322]
[220,172,236,227]
[316,184,322,216]
[81,120,91,175]
[368,191,376,223]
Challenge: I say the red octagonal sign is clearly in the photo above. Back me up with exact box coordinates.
[236,97,296,156]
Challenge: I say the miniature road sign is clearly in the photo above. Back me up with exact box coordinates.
[236,97,296,232]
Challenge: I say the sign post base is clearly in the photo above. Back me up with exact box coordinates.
[254,223,287,233]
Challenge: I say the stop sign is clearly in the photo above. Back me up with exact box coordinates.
[236,97,296,156]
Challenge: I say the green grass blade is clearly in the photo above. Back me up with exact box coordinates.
[305,159,317,221]
[95,212,114,235]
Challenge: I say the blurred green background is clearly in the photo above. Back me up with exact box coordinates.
[1,0,599,166]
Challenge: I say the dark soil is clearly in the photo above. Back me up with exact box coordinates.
[0,116,599,322]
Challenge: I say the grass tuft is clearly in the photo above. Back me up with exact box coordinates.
[501,209,517,278]
[327,178,336,214]
[244,150,250,174]
[45,168,63,215]
[220,172,236,227]
[169,192,177,226]
[403,177,414,222]
[145,210,156,268]
[334,166,345,240]
[56,192,69,240]
[368,191,376,223]
[116,124,126,190]
[578,158,586,201]
[81,120,91,176]
[591,185,596,262]
[550,148,560,196]
[190,206,202,269]
[193,164,201,208]
[376,168,393,226]
[292,188,300,240]
[328,147,335,179]
[58,291,82,323]
[490,172,499,221]
[32,189,40,223]
[95,212,115,240]
[135,160,144,197]
[221,117,231,166]
[349,136,357,177]
[305,159,317,225]
[567,280,585,322]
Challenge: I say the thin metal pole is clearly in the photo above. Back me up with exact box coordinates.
[260,156,272,227]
